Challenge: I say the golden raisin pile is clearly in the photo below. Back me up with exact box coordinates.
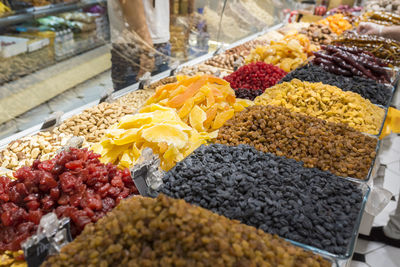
[216,105,378,180]
[42,195,330,267]
[254,79,385,135]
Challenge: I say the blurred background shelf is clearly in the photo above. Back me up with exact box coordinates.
[0,0,106,28]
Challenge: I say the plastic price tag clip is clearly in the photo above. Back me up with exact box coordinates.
[233,58,244,71]
[99,87,115,104]
[56,136,85,153]
[130,148,164,198]
[213,45,224,56]
[40,111,64,132]
[170,60,180,76]
[22,213,72,267]
[138,72,152,90]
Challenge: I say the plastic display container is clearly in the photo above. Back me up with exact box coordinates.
[285,180,370,264]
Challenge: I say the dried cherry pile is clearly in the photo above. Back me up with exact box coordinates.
[160,144,363,255]
[224,62,287,91]
[0,148,138,251]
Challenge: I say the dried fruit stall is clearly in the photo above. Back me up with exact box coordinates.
[1,1,400,266]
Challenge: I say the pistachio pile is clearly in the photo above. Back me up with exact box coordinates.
[0,132,72,171]
[53,90,153,142]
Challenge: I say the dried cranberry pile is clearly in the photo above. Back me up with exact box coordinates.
[234,88,263,100]
[224,62,287,91]
[0,148,138,251]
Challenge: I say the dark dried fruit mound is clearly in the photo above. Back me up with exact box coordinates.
[160,144,363,255]
[43,194,331,267]
[224,62,287,91]
[216,105,377,180]
[0,148,138,251]
[281,64,393,106]
[234,88,263,100]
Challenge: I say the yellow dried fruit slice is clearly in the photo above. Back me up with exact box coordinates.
[189,105,207,132]
[178,98,195,118]
[100,144,130,165]
[141,124,189,149]
[139,103,171,113]
[119,152,133,169]
[112,128,140,146]
[118,114,153,129]
[106,128,126,139]
[212,109,235,129]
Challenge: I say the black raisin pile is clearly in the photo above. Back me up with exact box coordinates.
[280,64,392,106]
[160,144,363,256]
[234,88,264,100]
[43,195,331,267]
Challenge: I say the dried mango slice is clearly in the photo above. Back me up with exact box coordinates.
[204,105,218,129]
[143,75,248,133]
[178,98,195,118]
[119,152,133,169]
[141,124,189,149]
[189,105,207,132]
[139,103,171,113]
[168,76,208,108]
[212,109,235,129]
[112,128,141,146]
[100,144,130,165]
[118,114,153,129]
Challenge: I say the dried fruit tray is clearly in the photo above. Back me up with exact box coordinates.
[362,138,381,183]
[374,105,389,138]
[285,180,370,262]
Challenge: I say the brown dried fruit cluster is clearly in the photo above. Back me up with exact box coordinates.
[204,53,239,70]
[53,90,154,142]
[0,132,72,171]
[300,23,336,45]
[144,76,177,91]
[225,40,269,58]
[43,195,330,267]
[216,105,378,180]
[255,79,385,135]
[177,64,232,77]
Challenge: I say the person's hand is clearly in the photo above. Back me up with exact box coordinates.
[357,22,383,36]
[137,52,155,79]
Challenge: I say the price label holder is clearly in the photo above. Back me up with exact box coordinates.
[130,148,164,198]
[233,58,244,71]
[40,111,64,131]
[169,60,180,76]
[132,164,152,197]
[98,87,115,104]
[213,45,224,56]
[138,72,152,90]
[22,213,72,267]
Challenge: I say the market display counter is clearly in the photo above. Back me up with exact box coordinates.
[1,3,400,267]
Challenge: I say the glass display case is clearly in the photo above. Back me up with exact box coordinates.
[0,1,390,267]
[0,0,294,140]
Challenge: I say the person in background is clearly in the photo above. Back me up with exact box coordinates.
[357,22,400,248]
[108,0,171,90]
[358,22,400,42]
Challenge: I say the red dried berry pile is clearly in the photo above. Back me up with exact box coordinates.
[0,148,138,251]
[224,62,287,91]
[234,88,264,100]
